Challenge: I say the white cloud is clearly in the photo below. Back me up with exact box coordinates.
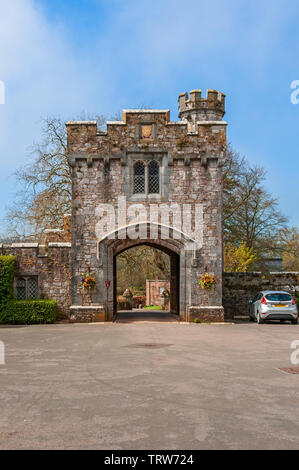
[0,0,113,166]
[0,0,109,226]
[0,0,298,228]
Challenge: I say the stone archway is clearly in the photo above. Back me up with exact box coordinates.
[97,222,195,321]
[113,241,180,319]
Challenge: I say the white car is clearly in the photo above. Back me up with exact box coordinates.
[249,291,298,324]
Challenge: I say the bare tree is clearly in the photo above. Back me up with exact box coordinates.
[117,246,170,293]
[223,145,288,264]
[5,115,106,240]
[277,227,299,271]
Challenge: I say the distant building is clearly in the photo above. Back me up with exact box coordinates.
[146,278,170,308]
[261,258,283,272]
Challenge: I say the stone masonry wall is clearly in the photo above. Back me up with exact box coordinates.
[223,272,299,320]
[66,91,227,320]
[0,243,71,319]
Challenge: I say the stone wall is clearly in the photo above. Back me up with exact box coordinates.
[66,89,227,321]
[69,305,105,323]
[4,241,298,323]
[0,243,71,319]
[187,306,224,322]
[223,272,299,320]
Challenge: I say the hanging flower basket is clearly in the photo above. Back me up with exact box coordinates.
[199,273,216,290]
[80,273,96,291]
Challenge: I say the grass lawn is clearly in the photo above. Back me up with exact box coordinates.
[144,305,163,310]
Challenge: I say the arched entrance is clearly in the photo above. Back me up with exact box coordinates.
[113,242,180,321]
[97,222,195,322]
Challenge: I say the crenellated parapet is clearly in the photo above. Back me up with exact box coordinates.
[66,103,226,163]
[178,89,226,132]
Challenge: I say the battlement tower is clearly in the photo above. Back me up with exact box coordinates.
[178,89,226,132]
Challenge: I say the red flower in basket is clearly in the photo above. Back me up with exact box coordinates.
[80,273,96,291]
[199,273,216,290]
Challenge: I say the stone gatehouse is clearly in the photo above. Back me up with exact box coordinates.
[1,89,228,322]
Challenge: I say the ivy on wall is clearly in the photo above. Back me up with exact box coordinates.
[0,255,16,310]
[0,256,57,324]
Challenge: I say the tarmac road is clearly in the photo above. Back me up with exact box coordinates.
[0,321,299,449]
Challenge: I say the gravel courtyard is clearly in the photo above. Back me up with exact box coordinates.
[0,321,299,450]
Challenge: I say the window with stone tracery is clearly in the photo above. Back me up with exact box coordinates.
[133,160,160,195]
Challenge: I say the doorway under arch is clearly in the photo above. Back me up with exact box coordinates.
[113,242,180,321]
[97,222,195,321]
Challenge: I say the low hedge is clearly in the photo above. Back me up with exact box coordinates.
[0,256,16,310]
[0,300,57,324]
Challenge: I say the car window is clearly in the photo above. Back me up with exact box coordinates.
[265,293,292,302]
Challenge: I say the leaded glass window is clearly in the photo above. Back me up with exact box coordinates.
[148,161,159,194]
[28,278,38,299]
[16,277,38,300]
[16,278,26,300]
[134,161,145,194]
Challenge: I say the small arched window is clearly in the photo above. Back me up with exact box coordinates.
[133,161,145,194]
[16,278,26,300]
[148,161,159,194]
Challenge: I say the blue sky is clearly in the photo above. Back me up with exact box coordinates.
[0,0,299,231]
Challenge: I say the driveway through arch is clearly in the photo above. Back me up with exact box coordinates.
[97,222,195,321]
[113,241,180,322]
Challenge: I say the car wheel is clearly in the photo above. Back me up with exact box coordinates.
[257,313,264,324]
[292,318,298,325]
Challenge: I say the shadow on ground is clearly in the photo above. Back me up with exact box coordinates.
[115,309,179,323]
